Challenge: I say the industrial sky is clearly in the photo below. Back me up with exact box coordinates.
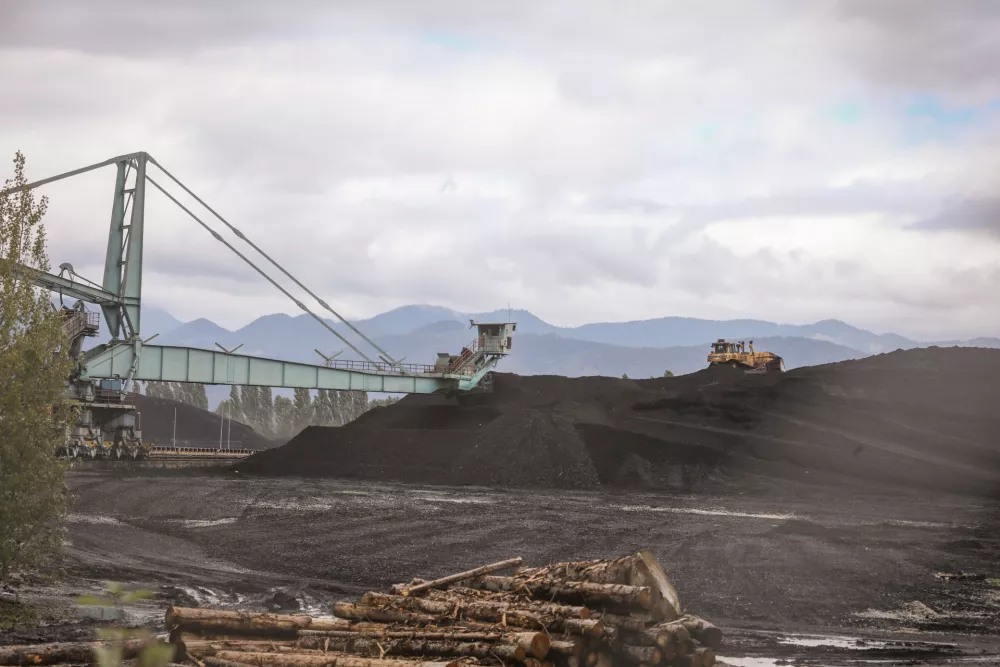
[2,1,998,340]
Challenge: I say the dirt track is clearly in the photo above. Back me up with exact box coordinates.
[40,467,1000,664]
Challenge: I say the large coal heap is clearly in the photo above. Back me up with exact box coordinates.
[133,394,276,450]
[240,347,1000,494]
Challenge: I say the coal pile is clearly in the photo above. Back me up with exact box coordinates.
[241,347,1000,495]
[133,394,276,450]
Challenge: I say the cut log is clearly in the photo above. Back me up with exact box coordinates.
[547,641,582,657]
[331,604,437,625]
[693,648,715,667]
[557,619,605,638]
[594,613,654,634]
[207,658,267,667]
[402,558,523,596]
[0,639,156,666]
[167,607,350,638]
[180,640,309,659]
[619,645,662,665]
[678,617,722,650]
[298,630,506,642]
[464,576,653,611]
[517,551,681,622]
[363,592,590,625]
[628,621,690,649]
[295,632,550,660]
[213,651,457,667]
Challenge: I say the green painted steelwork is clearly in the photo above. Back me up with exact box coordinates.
[4,151,515,397]
[82,343,470,393]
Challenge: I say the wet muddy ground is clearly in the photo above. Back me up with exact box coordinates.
[4,467,999,666]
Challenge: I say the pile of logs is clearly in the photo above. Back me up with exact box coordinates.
[0,551,722,667]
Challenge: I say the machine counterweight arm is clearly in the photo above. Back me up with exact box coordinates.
[144,174,380,366]
[0,152,145,195]
[146,156,402,366]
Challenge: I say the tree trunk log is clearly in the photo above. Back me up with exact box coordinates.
[619,645,662,665]
[0,640,154,666]
[298,630,506,642]
[677,617,721,650]
[557,619,605,639]
[597,613,655,634]
[362,592,590,625]
[402,558,523,596]
[463,577,653,611]
[692,648,715,667]
[331,604,437,626]
[212,651,457,667]
[516,552,681,622]
[294,632,549,660]
[167,607,349,638]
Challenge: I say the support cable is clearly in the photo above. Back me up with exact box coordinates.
[144,174,380,366]
[145,157,401,366]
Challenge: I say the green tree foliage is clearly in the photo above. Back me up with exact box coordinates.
[663,369,675,377]
[292,388,313,432]
[77,582,174,667]
[0,151,73,585]
[228,385,243,423]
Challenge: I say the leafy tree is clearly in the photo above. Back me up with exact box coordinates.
[189,383,208,410]
[663,370,674,377]
[0,151,73,585]
[259,386,274,436]
[273,395,294,438]
[292,388,313,432]
[228,385,243,423]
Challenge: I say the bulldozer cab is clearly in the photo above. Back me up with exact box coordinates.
[712,339,744,355]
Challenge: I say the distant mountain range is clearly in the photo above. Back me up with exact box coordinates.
[110,304,997,383]
[70,298,998,411]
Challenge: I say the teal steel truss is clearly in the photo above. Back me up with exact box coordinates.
[2,152,515,395]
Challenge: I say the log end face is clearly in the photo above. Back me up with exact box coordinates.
[531,632,551,659]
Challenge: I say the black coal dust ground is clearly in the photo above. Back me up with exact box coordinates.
[20,471,1000,666]
[5,348,1000,666]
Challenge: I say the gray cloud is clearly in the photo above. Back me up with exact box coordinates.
[912,197,1000,238]
[833,0,1000,98]
[2,1,999,341]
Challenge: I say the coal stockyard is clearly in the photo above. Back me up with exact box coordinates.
[5,347,999,667]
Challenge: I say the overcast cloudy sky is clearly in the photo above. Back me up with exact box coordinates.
[2,1,999,340]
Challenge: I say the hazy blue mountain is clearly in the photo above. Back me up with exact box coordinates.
[99,303,1000,386]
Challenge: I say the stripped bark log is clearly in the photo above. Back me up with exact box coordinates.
[402,558,523,596]
[167,607,349,638]
[677,617,722,650]
[0,639,156,666]
[213,651,457,667]
[464,576,653,611]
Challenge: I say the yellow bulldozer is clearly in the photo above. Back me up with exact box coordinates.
[707,339,785,374]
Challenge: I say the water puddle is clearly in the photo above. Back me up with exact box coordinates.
[411,495,496,505]
[175,518,239,528]
[610,505,799,520]
[778,634,890,649]
[716,659,782,667]
[67,513,124,526]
